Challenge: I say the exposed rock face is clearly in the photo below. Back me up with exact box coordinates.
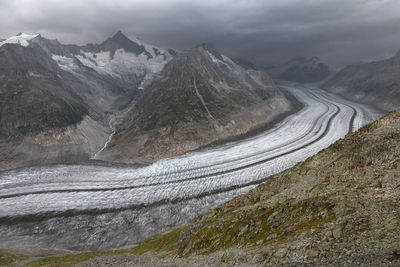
[323,51,400,111]
[94,30,151,59]
[98,44,292,164]
[267,57,331,83]
[129,110,400,265]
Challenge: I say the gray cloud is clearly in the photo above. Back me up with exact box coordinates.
[1,0,400,67]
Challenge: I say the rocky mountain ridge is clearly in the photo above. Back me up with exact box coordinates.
[267,57,331,83]
[323,50,400,111]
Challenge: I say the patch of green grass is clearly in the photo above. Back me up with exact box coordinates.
[24,227,187,267]
[26,251,113,267]
[0,250,28,266]
[165,197,337,256]
[131,226,186,254]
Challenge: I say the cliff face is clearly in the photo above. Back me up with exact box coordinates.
[129,109,400,265]
[323,51,400,111]
[98,44,293,164]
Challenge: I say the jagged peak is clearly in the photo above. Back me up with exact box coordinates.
[111,30,126,39]
[109,30,132,43]
[198,42,223,61]
[99,31,151,59]
[108,31,142,44]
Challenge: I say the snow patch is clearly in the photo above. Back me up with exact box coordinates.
[76,48,171,81]
[51,54,79,72]
[28,71,42,77]
[0,33,39,48]
[76,51,121,78]
[206,51,232,70]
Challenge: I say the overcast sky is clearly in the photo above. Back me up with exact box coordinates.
[1,0,400,67]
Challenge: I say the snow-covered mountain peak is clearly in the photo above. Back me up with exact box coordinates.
[98,31,151,59]
[0,33,39,48]
[109,30,148,45]
[34,31,176,91]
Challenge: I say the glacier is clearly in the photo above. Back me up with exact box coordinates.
[0,83,384,250]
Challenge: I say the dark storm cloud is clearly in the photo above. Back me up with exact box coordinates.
[1,0,400,66]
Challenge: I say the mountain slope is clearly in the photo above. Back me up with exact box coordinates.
[0,40,112,170]
[125,109,400,265]
[323,51,400,111]
[0,43,87,137]
[98,43,294,163]
[267,57,331,83]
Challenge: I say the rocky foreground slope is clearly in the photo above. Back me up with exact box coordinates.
[3,110,399,266]
[126,109,400,266]
[98,44,293,164]
[323,50,400,112]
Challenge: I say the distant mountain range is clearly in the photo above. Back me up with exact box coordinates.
[0,31,174,169]
[266,57,331,83]
[0,32,293,169]
[323,51,400,111]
